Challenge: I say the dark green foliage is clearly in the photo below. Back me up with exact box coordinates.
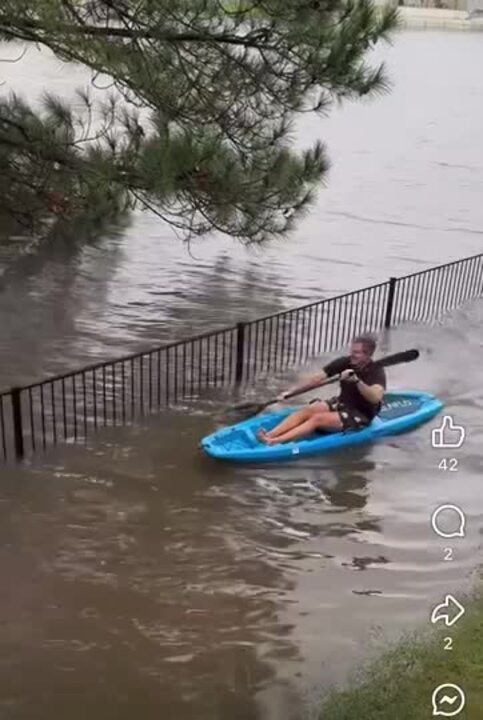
[0,0,399,243]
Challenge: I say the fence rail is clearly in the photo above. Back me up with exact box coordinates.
[1,252,482,462]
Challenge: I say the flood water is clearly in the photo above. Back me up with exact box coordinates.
[0,29,483,720]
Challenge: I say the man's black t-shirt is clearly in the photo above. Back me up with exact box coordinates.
[322,356,387,420]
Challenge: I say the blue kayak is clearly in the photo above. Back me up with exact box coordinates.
[200,391,444,463]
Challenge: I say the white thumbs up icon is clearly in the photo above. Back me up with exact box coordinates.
[431,416,466,449]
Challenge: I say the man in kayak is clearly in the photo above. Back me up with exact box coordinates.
[258,334,386,445]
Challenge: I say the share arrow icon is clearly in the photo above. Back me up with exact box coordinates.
[431,595,466,628]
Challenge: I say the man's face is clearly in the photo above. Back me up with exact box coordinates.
[350,342,371,367]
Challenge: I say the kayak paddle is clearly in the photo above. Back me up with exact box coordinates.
[231,348,420,418]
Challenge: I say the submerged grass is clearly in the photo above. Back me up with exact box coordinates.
[318,591,483,719]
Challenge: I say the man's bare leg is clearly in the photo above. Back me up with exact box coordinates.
[260,411,342,445]
[258,401,330,442]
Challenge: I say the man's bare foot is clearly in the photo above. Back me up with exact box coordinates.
[257,429,276,445]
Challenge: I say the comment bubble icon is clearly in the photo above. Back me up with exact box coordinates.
[431,505,466,539]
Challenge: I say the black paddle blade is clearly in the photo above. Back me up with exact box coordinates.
[376,348,419,367]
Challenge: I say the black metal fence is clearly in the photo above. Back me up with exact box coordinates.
[1,252,482,462]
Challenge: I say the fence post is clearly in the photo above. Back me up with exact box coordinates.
[234,322,246,386]
[384,277,397,329]
[11,387,25,461]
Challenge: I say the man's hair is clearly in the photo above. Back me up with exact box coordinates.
[352,334,377,356]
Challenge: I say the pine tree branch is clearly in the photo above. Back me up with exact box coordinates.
[0,0,399,244]
[0,15,275,48]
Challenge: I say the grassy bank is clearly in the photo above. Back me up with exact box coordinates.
[318,591,483,719]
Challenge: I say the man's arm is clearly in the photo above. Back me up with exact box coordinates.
[278,357,349,400]
[339,368,385,405]
[355,380,384,405]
